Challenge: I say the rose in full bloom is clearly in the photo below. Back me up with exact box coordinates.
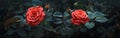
[71,9,89,25]
[26,5,45,27]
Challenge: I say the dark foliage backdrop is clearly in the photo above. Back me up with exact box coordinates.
[0,0,120,38]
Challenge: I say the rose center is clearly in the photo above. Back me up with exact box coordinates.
[31,12,37,17]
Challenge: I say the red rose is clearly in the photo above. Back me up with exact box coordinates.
[26,5,45,27]
[71,9,89,25]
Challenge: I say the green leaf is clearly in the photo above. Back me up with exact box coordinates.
[90,6,95,11]
[44,25,53,31]
[63,11,69,17]
[53,11,63,17]
[85,22,95,29]
[87,11,96,20]
[94,11,105,17]
[46,9,54,21]
[74,2,86,9]
[65,19,71,27]
[14,10,22,14]
[54,18,62,24]
[95,17,108,23]
[46,16,53,21]
[87,11,106,20]
[46,9,54,17]
[32,0,42,6]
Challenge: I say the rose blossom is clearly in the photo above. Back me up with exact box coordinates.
[71,9,89,25]
[26,5,45,27]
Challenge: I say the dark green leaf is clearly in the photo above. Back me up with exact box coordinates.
[80,27,87,32]
[53,11,63,17]
[46,16,53,21]
[65,19,71,27]
[5,29,15,35]
[97,27,106,33]
[46,9,54,21]
[60,27,73,35]
[54,18,62,24]
[32,0,42,6]
[54,26,63,32]
[94,11,105,17]
[95,17,108,23]
[27,31,34,38]
[16,29,27,36]
[90,6,95,11]
[24,2,32,6]
[87,11,107,21]
[46,9,54,17]
[33,27,44,38]
[25,26,31,31]
[85,22,95,29]
[44,25,53,31]
[87,11,96,20]
[14,10,22,14]
[21,19,26,24]
[74,2,86,9]
[10,23,17,28]
[64,11,69,17]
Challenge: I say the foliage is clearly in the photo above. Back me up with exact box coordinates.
[0,0,119,38]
